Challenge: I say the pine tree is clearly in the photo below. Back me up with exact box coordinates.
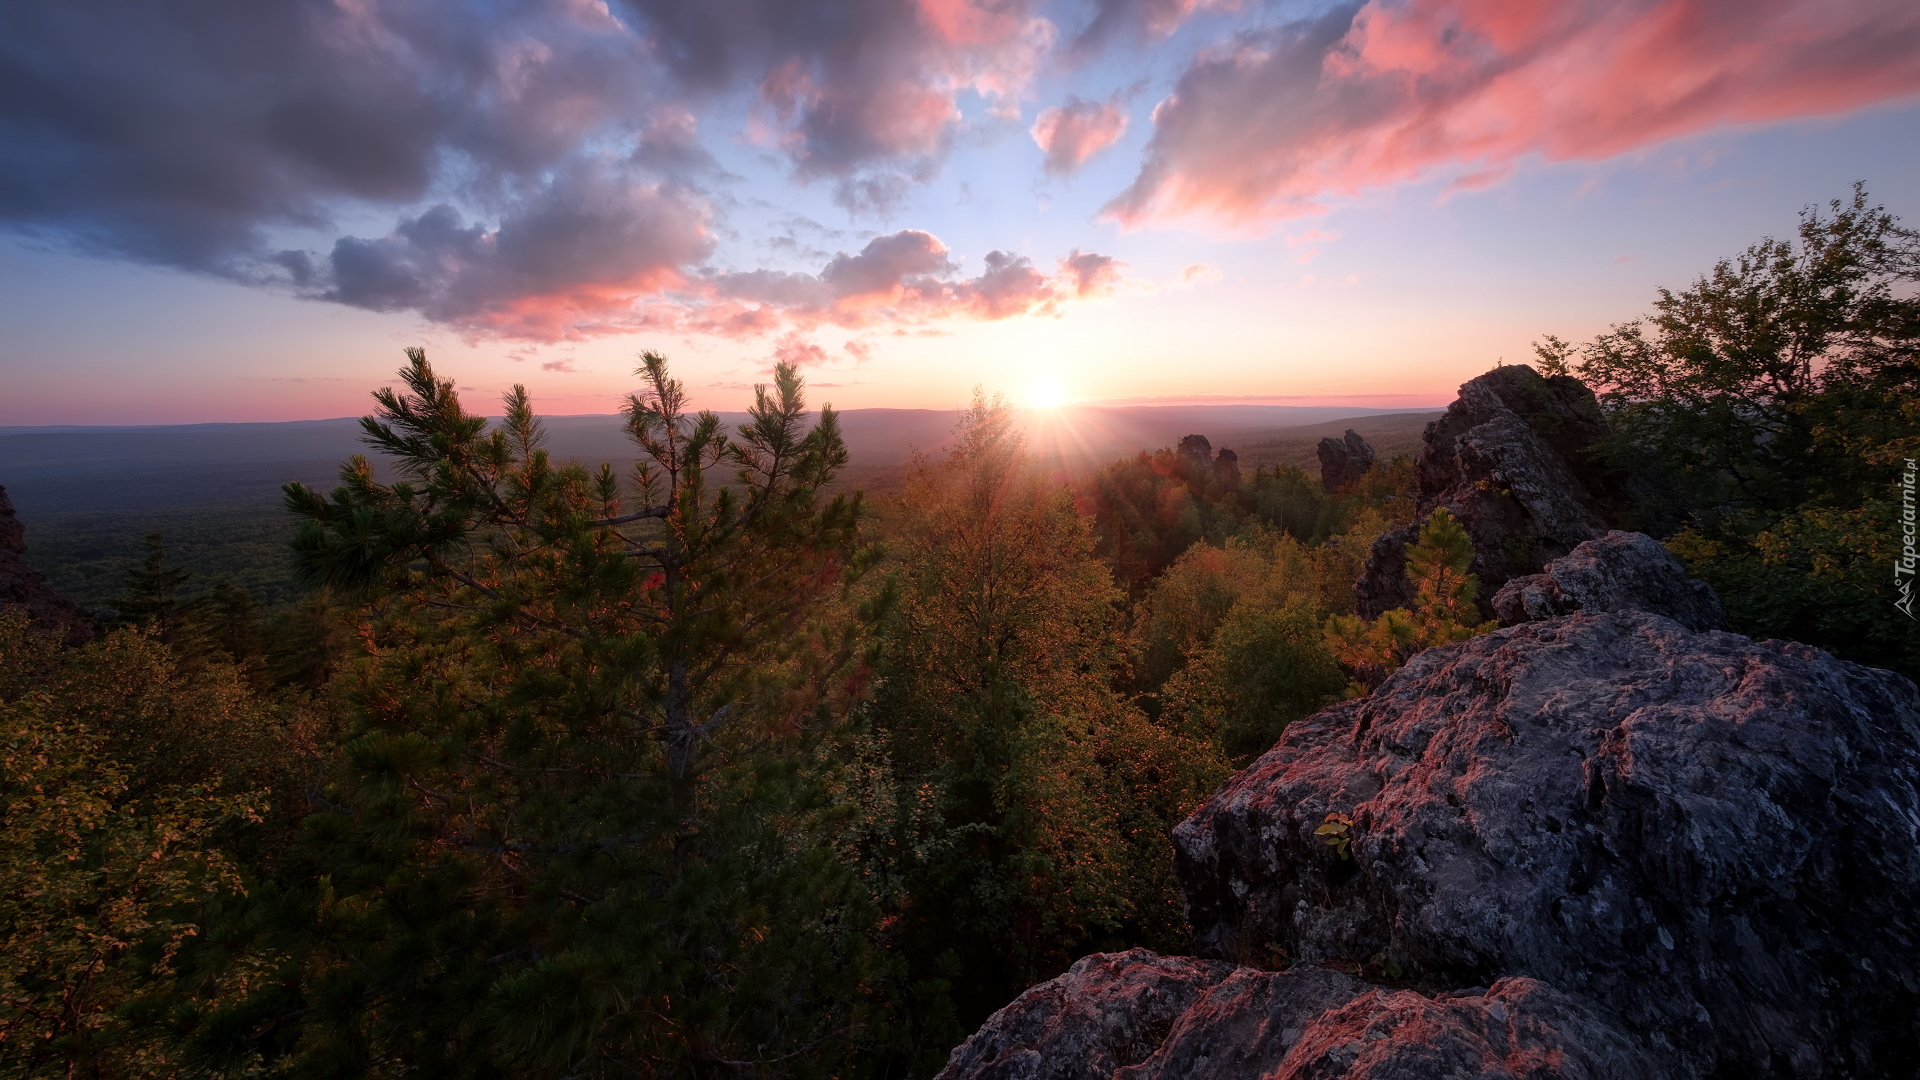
[120,530,190,624]
[1323,508,1496,694]
[208,349,890,1077]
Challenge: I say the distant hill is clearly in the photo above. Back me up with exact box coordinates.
[0,403,1441,606]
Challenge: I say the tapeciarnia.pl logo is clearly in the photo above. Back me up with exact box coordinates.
[1899,458,1917,620]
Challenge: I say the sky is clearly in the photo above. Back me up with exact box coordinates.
[3,0,1919,425]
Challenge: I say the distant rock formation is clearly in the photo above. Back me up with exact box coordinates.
[938,609,1920,1079]
[1177,435,1240,489]
[1492,530,1727,632]
[1212,447,1240,489]
[1314,430,1375,494]
[1176,434,1213,474]
[0,484,93,644]
[1354,364,1627,619]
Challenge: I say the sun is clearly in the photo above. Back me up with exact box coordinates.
[1022,377,1071,410]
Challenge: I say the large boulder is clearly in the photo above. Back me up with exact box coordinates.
[943,954,1659,1080]
[1354,365,1626,618]
[1177,435,1214,476]
[934,951,1234,1080]
[1315,431,1375,495]
[1173,610,1920,1078]
[1492,531,1727,631]
[0,484,92,644]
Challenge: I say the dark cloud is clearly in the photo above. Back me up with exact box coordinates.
[1109,0,1920,229]
[0,0,659,275]
[0,0,1057,313]
[324,159,714,335]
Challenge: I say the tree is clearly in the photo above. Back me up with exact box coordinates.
[1555,184,1920,678]
[0,609,297,1080]
[213,349,889,1077]
[119,531,191,626]
[1323,509,1496,694]
[1575,183,1920,520]
[855,392,1208,1066]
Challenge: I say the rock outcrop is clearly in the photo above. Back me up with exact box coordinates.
[936,951,1234,1080]
[1492,530,1727,631]
[1315,431,1376,494]
[1213,447,1240,489]
[0,484,93,644]
[939,609,1920,1079]
[1177,435,1241,489]
[1177,435,1214,475]
[1354,365,1627,619]
[944,955,1658,1080]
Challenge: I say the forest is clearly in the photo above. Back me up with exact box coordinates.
[2,186,1916,1079]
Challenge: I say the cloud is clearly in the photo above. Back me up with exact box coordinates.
[725,0,1055,178]
[322,158,714,336]
[770,331,829,366]
[1030,96,1130,176]
[542,359,579,372]
[1171,262,1223,288]
[0,0,1062,292]
[1070,0,1236,54]
[1060,250,1124,297]
[699,231,1127,337]
[0,0,660,275]
[1107,0,1920,229]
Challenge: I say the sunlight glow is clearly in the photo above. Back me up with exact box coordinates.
[1021,376,1072,410]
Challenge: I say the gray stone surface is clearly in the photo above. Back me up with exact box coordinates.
[1491,531,1727,631]
[1355,365,1623,619]
[1315,430,1376,495]
[943,954,1660,1080]
[1174,610,1920,1078]
[934,950,1234,1080]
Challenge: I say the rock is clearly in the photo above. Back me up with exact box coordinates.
[1316,431,1376,495]
[1110,964,1369,1080]
[0,484,93,644]
[934,950,1234,1080]
[1173,610,1920,1078]
[1213,448,1241,489]
[942,954,1659,1080]
[1354,365,1628,619]
[1492,531,1727,631]
[1177,435,1214,477]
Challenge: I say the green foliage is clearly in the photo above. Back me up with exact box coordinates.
[1314,813,1353,860]
[215,349,888,1077]
[0,609,304,1079]
[1550,183,1920,680]
[855,391,1216,1068]
[1073,444,1418,598]
[1323,509,1497,694]
[23,504,302,612]
[1576,183,1918,522]
[1160,597,1346,765]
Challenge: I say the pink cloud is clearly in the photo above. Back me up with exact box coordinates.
[399,228,1130,343]
[770,331,830,367]
[750,0,1054,181]
[1107,0,1920,229]
[1031,96,1130,176]
[1060,249,1125,297]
